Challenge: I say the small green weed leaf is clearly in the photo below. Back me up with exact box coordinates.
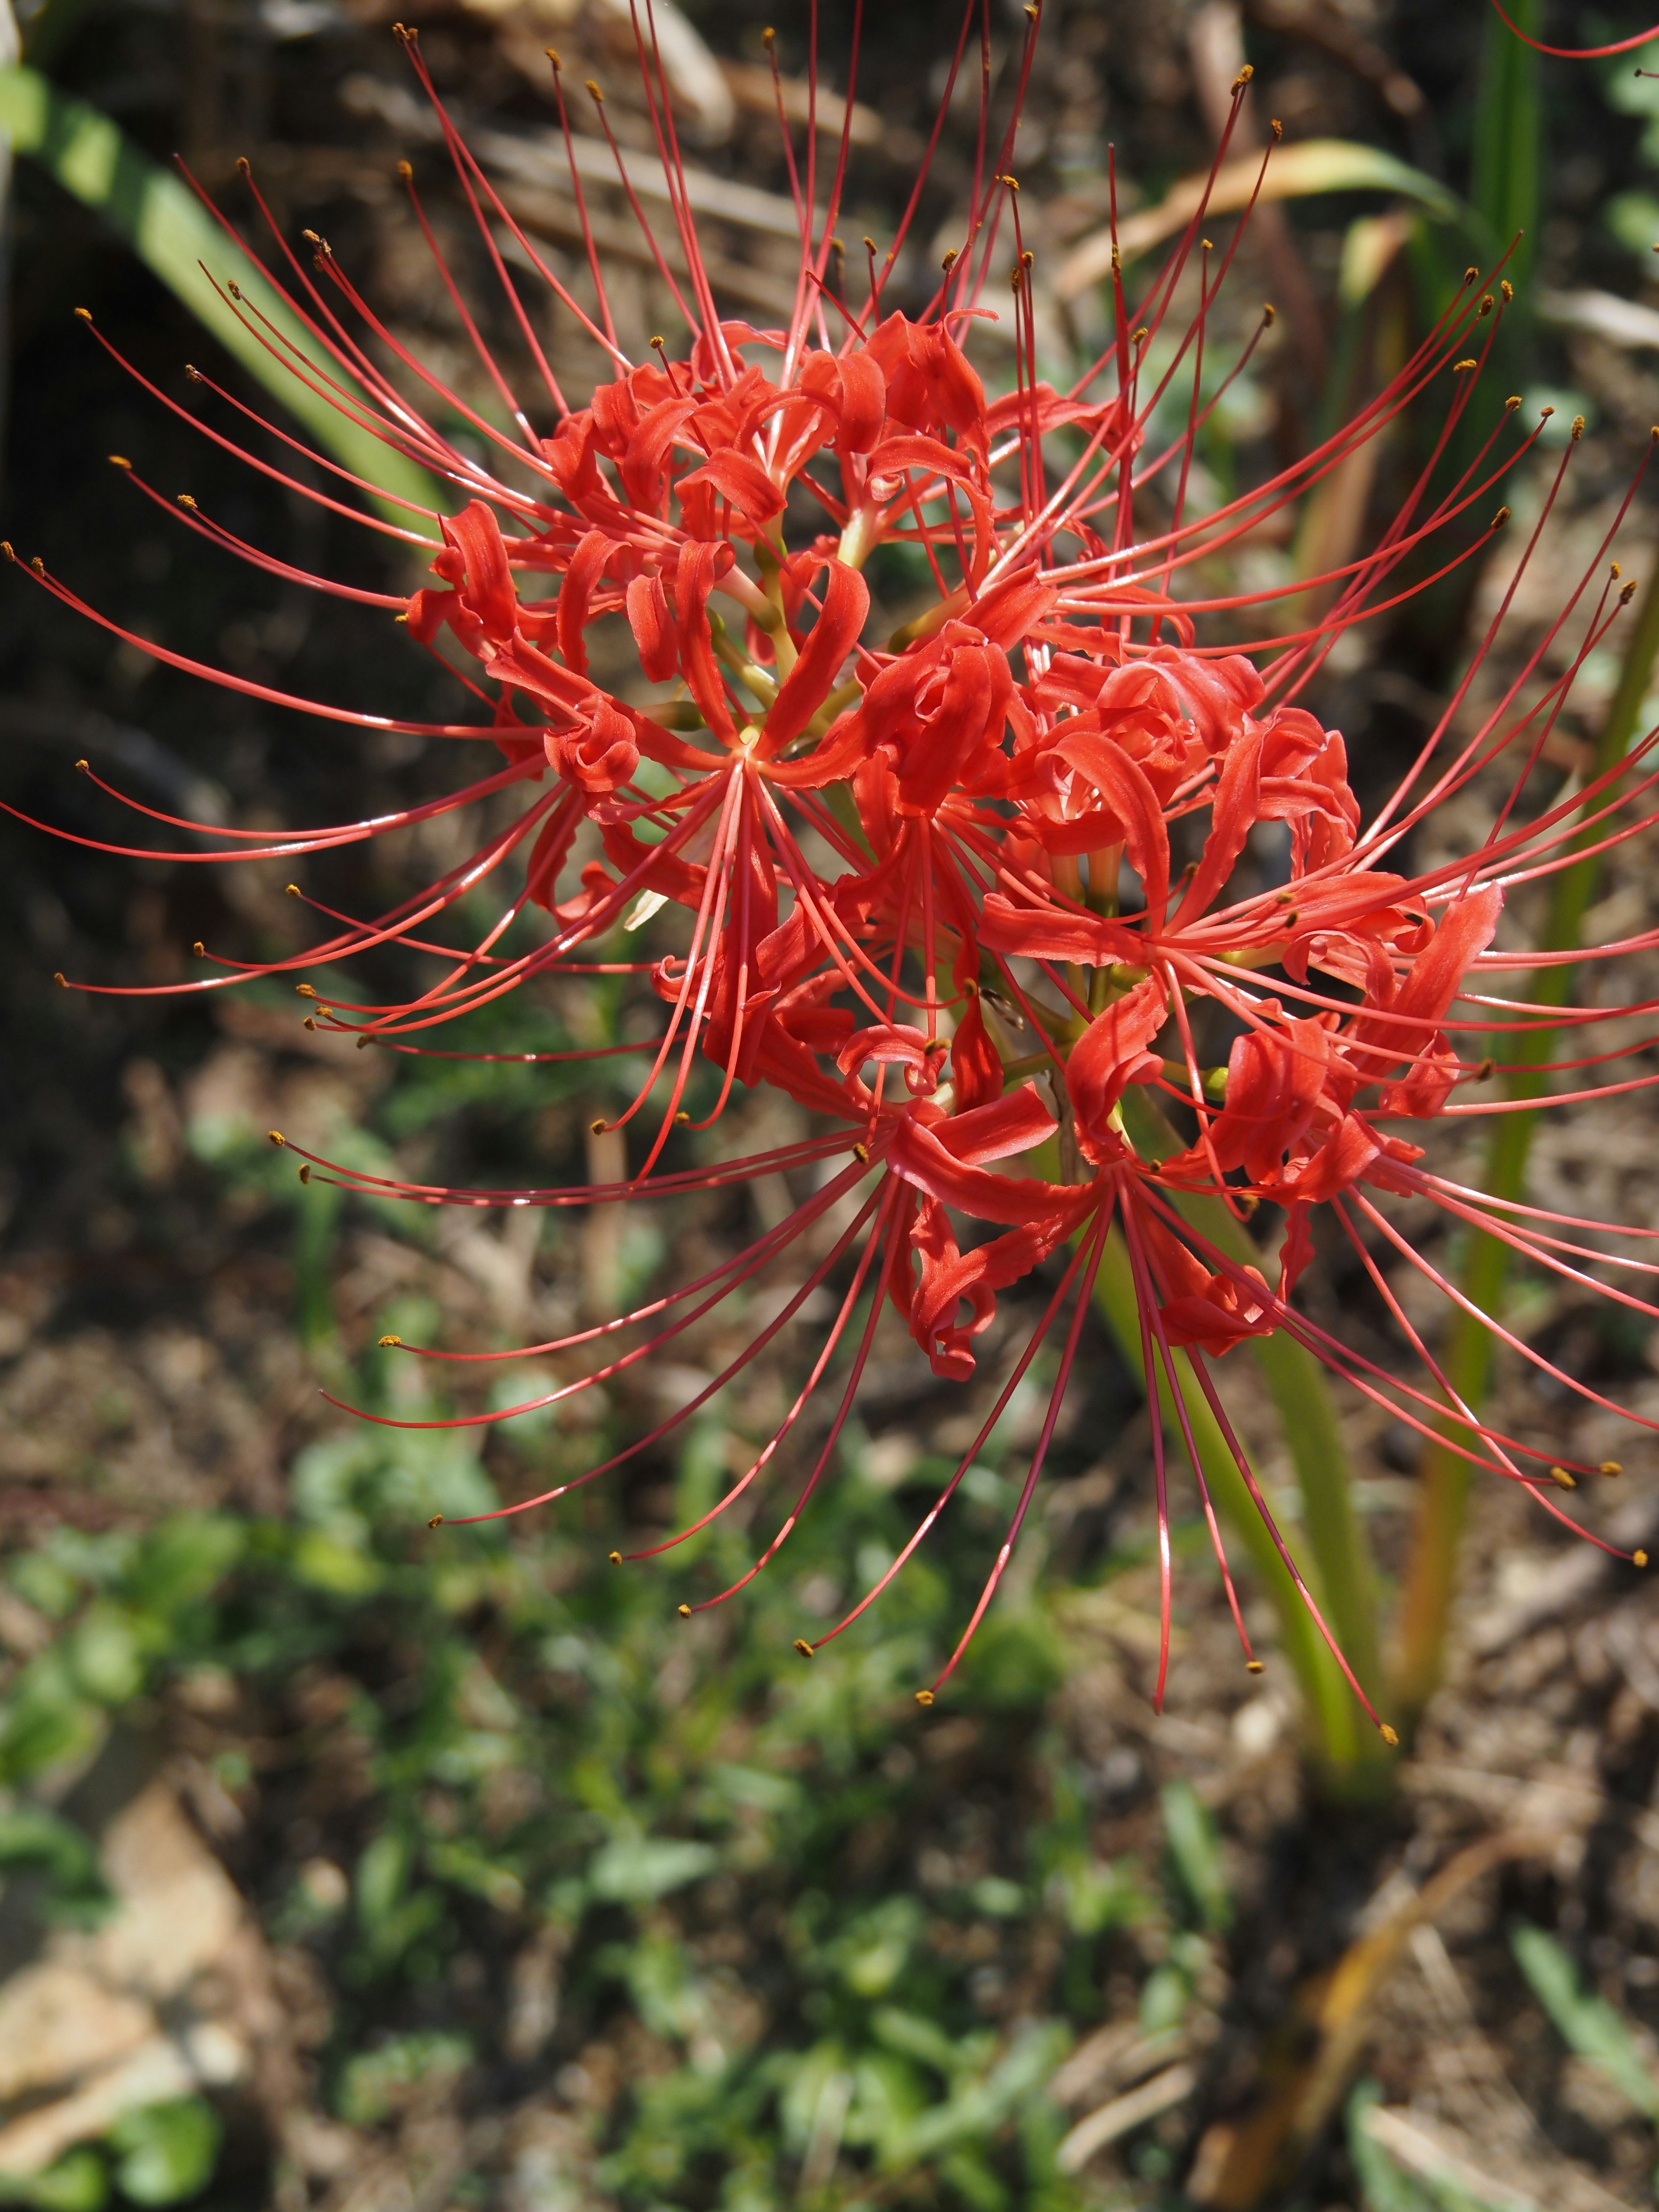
[1511,1924,1659,2120]
[1605,189,1659,254]
[938,2146,1010,2212]
[335,2034,470,2129]
[0,1804,111,1925]
[9,1554,78,1621]
[1346,2079,1439,2212]
[969,1874,1025,1920]
[106,2099,221,2207]
[871,2006,963,2081]
[124,1516,243,1620]
[1048,1854,1147,1936]
[0,1804,100,1888]
[587,1836,718,1904]
[355,1830,411,1931]
[1160,1778,1231,1933]
[845,2050,929,2166]
[832,1897,922,1999]
[64,1606,142,1706]
[9,2147,108,2212]
[426,1839,523,1915]
[1138,1963,1190,2036]
[287,1529,381,1598]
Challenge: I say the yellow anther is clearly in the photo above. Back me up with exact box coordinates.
[1246,1659,1265,1674]
[109,454,130,470]
[428,1514,443,1529]
[794,1638,814,1658]
[1549,1465,1576,1490]
[915,1688,934,1706]
[1601,1460,1624,1477]
[677,1604,691,1618]
[1380,1724,1399,1747]
[608,1550,622,1565]
[267,1130,286,1147]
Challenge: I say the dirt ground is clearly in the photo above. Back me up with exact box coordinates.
[8,2,1659,2208]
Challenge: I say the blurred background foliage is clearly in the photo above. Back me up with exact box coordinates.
[8,1,1659,2209]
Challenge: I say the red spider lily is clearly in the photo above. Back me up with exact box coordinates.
[16,1,1659,1735]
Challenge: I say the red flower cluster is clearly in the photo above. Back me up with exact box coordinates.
[19,6,1659,1730]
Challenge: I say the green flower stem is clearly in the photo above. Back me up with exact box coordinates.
[1394,561,1659,1723]
[0,66,442,528]
[1090,1232,1380,1785]
[1118,1092,1386,1700]
[1175,1191,1385,1707]
[1105,1092,1390,1786]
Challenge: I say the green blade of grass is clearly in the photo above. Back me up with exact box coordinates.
[0,64,443,530]
[1511,1924,1659,2121]
[1055,138,1458,299]
[1472,0,1542,292]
